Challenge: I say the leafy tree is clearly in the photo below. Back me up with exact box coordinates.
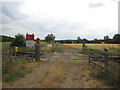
[11,33,25,47]
[112,34,120,44]
[45,34,55,42]
[45,34,55,46]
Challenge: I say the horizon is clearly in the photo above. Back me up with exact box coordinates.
[1,33,119,41]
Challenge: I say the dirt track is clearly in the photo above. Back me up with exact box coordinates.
[3,52,89,88]
[3,45,110,88]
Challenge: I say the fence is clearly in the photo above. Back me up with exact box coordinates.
[88,48,120,74]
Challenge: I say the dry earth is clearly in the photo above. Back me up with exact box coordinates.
[3,52,110,88]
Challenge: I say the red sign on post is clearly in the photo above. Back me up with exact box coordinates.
[26,34,34,40]
[26,33,34,47]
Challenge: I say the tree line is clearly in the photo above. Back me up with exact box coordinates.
[56,34,120,44]
[1,33,120,46]
[0,35,14,42]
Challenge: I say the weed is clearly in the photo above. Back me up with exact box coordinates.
[89,68,119,87]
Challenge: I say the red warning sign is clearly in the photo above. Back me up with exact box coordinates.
[26,33,34,40]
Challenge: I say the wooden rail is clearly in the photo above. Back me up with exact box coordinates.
[88,48,120,71]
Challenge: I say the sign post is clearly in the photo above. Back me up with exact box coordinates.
[26,33,34,47]
[26,33,34,60]
[35,38,40,61]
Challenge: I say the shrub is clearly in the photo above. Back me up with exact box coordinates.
[11,33,25,47]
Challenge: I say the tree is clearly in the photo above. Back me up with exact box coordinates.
[11,33,25,47]
[77,36,81,43]
[112,34,120,44]
[45,34,55,46]
[45,34,55,42]
[104,35,109,43]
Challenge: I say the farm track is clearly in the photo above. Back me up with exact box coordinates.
[3,52,88,88]
[2,44,119,88]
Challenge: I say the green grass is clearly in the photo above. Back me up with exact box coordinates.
[51,46,64,53]
[3,60,40,83]
[40,42,47,47]
[40,42,64,53]
[2,41,45,83]
[1,42,11,51]
[3,65,31,82]
[3,61,23,82]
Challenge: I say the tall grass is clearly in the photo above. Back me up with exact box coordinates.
[3,64,31,82]
[2,42,42,83]
[89,67,119,87]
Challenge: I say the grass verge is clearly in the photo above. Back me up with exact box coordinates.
[3,60,42,83]
[89,67,119,87]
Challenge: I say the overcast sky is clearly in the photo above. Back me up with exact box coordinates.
[1,0,119,40]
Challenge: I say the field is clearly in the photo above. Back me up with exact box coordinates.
[64,43,120,54]
[1,42,120,88]
[1,42,119,53]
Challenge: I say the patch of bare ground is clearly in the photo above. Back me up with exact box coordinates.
[36,61,70,88]
[61,63,84,88]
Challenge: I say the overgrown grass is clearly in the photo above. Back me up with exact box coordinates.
[3,60,42,83]
[89,67,119,87]
[3,65,31,82]
[2,42,44,83]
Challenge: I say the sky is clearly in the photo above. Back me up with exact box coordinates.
[0,0,119,40]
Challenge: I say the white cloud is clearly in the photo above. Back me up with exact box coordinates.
[88,2,104,8]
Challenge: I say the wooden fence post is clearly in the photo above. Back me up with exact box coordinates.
[32,46,34,59]
[104,48,108,69]
[52,40,55,47]
[88,49,91,64]
[82,40,85,53]
[35,38,40,61]
[25,47,29,61]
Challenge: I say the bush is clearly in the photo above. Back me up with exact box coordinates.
[11,33,25,47]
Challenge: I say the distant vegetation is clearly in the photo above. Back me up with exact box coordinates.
[0,35,14,42]
[56,33,120,44]
[1,33,120,44]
